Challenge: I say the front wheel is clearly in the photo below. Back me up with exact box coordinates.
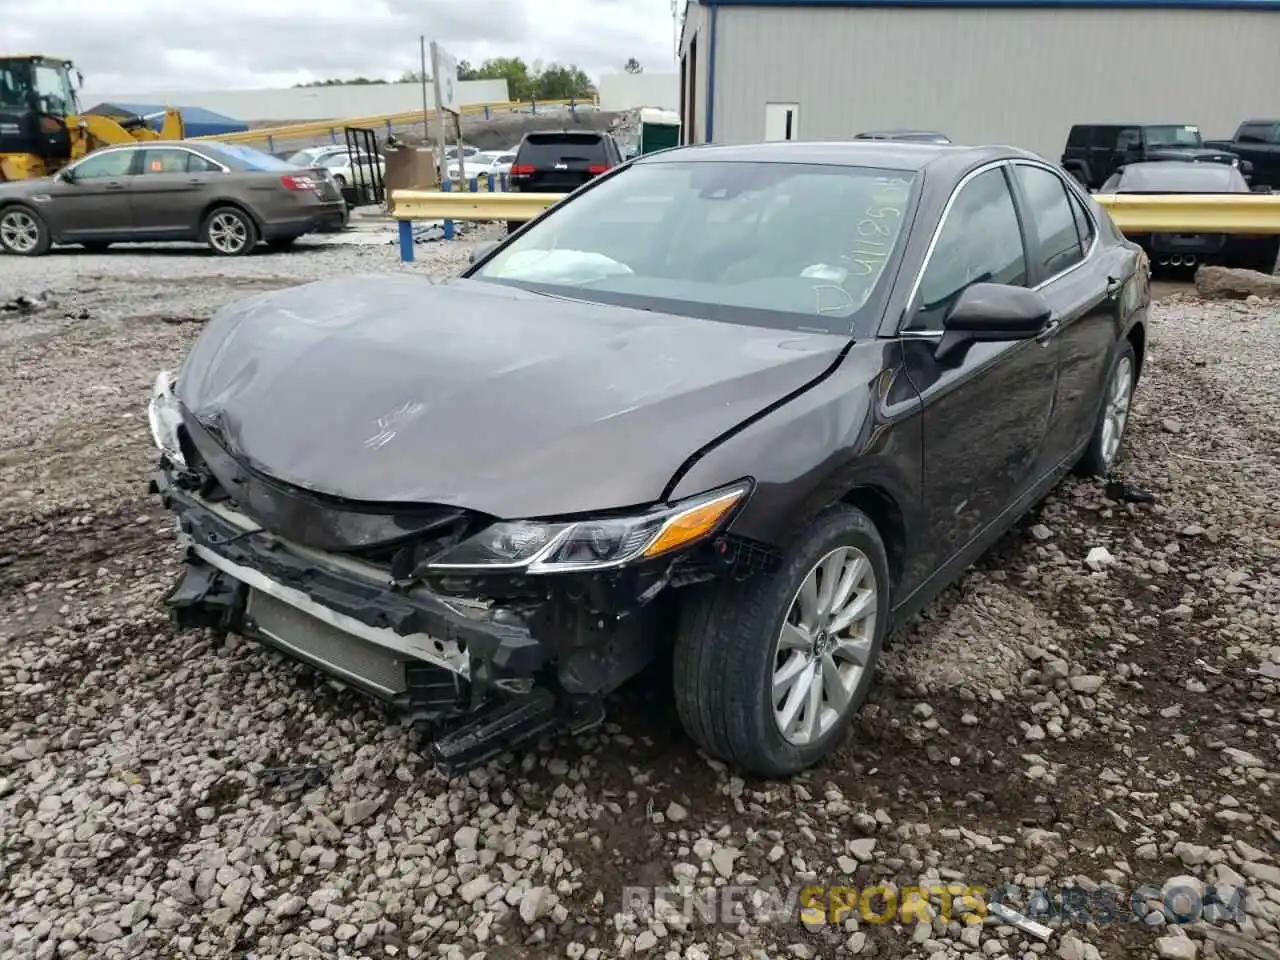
[672,504,889,778]
[0,205,52,256]
[1076,339,1136,477]
[202,206,258,257]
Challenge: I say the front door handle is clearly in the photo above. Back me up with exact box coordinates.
[104,182,126,191]
[1036,316,1062,344]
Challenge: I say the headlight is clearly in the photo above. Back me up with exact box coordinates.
[147,370,186,470]
[427,481,751,574]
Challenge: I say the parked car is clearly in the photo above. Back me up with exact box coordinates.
[446,150,517,182]
[1099,160,1278,274]
[317,150,384,188]
[150,141,1148,778]
[855,129,951,144]
[1205,119,1280,190]
[505,130,622,233]
[0,140,346,257]
[1062,123,1245,191]
[285,144,350,167]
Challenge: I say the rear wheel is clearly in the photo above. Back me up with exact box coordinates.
[202,206,258,257]
[332,174,348,188]
[672,504,888,778]
[0,205,52,256]
[1076,339,1136,477]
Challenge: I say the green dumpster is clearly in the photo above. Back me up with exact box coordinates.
[638,108,681,155]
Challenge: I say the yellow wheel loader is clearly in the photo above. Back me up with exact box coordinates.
[0,55,184,181]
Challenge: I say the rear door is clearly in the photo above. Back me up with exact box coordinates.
[129,148,223,238]
[1009,161,1121,472]
[40,148,139,240]
[510,132,611,192]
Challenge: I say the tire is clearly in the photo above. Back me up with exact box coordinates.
[0,205,52,256]
[202,206,258,257]
[333,174,347,188]
[81,242,112,253]
[672,504,890,778]
[266,235,300,249]
[1076,338,1137,478]
[1242,238,1279,275]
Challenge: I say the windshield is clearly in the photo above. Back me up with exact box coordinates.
[1145,124,1202,148]
[470,160,917,334]
[199,141,298,171]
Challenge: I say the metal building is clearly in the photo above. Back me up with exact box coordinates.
[677,0,1280,158]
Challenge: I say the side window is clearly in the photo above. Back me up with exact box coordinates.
[1116,128,1141,152]
[911,167,1027,331]
[1013,164,1085,277]
[71,150,136,179]
[141,149,195,174]
[188,153,221,173]
[1068,189,1095,252]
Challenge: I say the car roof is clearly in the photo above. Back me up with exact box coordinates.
[857,129,948,138]
[1072,122,1197,128]
[1110,160,1245,190]
[636,140,1033,175]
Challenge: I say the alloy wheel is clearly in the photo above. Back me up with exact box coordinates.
[772,546,879,745]
[209,213,249,254]
[1099,355,1133,469]
[0,209,40,254]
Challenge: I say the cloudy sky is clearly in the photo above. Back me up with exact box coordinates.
[10,0,678,95]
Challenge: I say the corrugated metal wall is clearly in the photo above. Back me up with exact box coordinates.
[83,79,512,123]
[710,6,1280,156]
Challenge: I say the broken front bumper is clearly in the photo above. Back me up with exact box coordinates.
[152,469,578,770]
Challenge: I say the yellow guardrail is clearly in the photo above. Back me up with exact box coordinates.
[1093,193,1280,234]
[194,98,589,147]
[390,189,1280,262]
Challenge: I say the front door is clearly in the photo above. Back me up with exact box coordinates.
[130,148,221,238]
[898,164,1060,588]
[40,147,138,240]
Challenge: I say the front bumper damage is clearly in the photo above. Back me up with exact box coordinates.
[151,466,734,773]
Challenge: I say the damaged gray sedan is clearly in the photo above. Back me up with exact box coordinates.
[150,141,1148,778]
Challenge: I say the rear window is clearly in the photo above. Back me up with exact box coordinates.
[199,142,298,171]
[1144,124,1202,148]
[1114,162,1246,193]
[518,133,611,166]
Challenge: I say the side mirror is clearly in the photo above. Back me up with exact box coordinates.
[468,240,499,264]
[58,168,76,184]
[936,283,1053,361]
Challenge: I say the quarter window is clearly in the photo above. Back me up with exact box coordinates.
[1014,164,1085,277]
[70,150,136,179]
[911,167,1027,331]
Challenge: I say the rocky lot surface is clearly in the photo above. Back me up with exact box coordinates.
[0,246,1277,960]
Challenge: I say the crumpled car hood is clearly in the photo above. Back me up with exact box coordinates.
[176,274,849,518]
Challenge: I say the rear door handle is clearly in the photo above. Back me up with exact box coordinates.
[104,182,126,191]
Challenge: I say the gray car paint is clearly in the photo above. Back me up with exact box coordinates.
[175,274,853,518]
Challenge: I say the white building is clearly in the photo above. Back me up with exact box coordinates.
[598,72,682,111]
[83,79,511,123]
[677,0,1280,159]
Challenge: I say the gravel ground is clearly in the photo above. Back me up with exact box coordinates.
[0,246,1277,960]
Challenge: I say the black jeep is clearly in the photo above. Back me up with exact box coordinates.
[1061,123,1244,191]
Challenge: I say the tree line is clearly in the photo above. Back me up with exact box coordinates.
[296,58,645,99]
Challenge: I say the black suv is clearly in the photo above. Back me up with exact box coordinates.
[506,130,622,233]
[1062,123,1243,191]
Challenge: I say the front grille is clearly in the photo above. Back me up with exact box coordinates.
[246,588,407,697]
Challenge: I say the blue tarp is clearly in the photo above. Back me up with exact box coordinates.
[86,102,250,138]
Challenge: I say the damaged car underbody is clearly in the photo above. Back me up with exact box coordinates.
[151,370,768,774]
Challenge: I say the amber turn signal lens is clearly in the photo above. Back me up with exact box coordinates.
[642,489,746,559]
